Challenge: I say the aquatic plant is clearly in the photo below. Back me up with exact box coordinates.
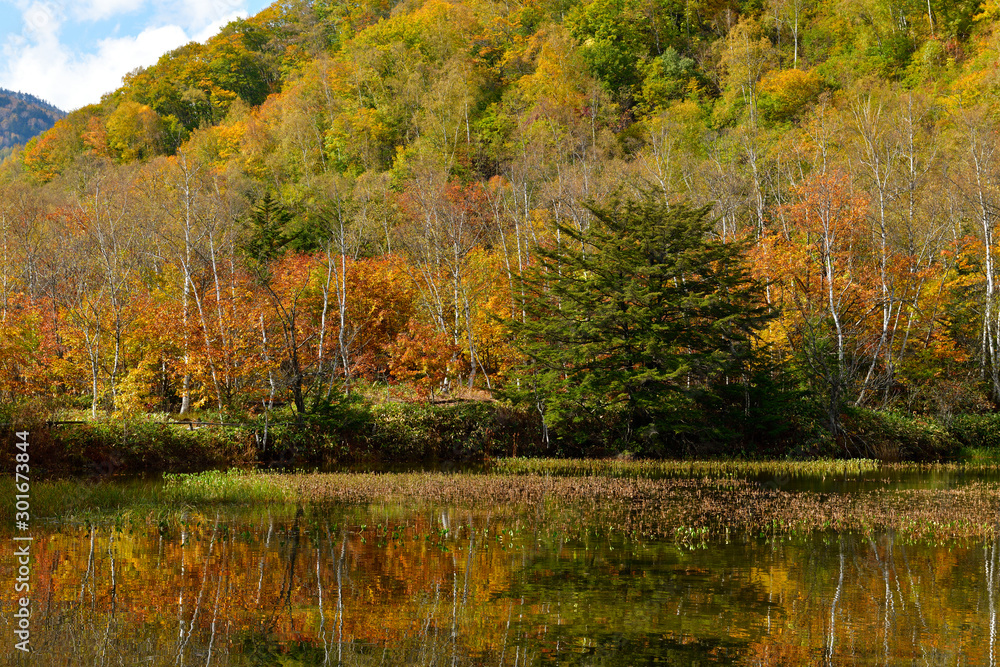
[273,471,1000,543]
[163,469,291,504]
[8,463,1000,546]
[490,457,881,478]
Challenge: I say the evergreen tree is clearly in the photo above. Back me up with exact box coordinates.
[240,192,292,268]
[514,195,776,453]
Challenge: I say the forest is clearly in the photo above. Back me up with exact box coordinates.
[3,0,1000,466]
[0,88,64,161]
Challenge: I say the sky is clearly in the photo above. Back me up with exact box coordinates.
[0,0,275,112]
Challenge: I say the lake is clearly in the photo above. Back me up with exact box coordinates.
[4,467,1000,664]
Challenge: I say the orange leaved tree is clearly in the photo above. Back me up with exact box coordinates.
[755,171,872,437]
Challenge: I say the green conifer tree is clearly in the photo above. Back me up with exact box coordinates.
[240,192,293,270]
[514,195,777,453]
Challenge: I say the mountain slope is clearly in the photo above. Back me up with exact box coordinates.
[0,88,65,154]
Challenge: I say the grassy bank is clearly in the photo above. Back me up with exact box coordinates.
[0,401,543,477]
[4,399,1000,477]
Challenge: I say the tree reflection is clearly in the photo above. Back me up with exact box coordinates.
[7,509,1000,665]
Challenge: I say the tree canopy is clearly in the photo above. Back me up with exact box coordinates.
[5,0,1000,456]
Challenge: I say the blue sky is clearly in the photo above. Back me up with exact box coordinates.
[0,0,274,111]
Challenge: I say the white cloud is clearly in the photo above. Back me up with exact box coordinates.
[0,1,251,111]
[22,2,63,36]
[193,10,247,43]
[72,0,147,23]
[2,24,189,110]
[177,0,245,32]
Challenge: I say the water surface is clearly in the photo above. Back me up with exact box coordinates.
[3,476,1000,664]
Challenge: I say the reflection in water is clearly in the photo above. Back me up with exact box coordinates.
[5,505,1000,664]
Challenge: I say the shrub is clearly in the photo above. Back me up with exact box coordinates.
[843,408,959,461]
[947,414,1000,450]
[362,401,542,463]
[53,418,256,474]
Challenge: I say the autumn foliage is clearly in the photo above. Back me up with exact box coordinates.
[5,0,1000,457]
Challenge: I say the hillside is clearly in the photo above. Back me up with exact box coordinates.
[3,0,1000,455]
[0,88,64,156]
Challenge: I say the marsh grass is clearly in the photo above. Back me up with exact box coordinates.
[0,477,166,525]
[0,469,294,525]
[490,457,882,478]
[6,460,1000,544]
[273,471,1000,543]
[162,469,291,504]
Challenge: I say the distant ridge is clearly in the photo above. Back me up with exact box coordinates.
[0,88,65,155]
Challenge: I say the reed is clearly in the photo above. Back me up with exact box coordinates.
[0,470,293,524]
[274,471,1000,542]
[7,462,1000,544]
[0,477,166,524]
[162,469,291,504]
[490,457,881,478]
